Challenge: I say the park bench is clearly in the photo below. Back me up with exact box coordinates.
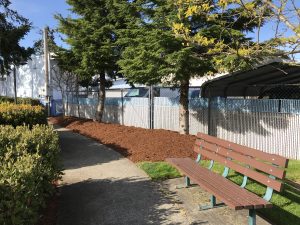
[166,132,289,225]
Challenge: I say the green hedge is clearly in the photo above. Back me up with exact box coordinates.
[0,103,47,127]
[0,96,42,106]
[0,125,61,225]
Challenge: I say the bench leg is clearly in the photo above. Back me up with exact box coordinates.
[248,209,256,225]
[199,195,225,210]
[176,176,191,189]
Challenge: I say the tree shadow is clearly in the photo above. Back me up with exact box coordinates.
[189,98,291,137]
[57,177,202,225]
[58,128,127,170]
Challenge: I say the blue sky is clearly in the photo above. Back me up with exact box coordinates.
[10,0,298,59]
[10,0,71,48]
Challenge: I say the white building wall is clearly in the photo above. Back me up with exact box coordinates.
[0,55,62,100]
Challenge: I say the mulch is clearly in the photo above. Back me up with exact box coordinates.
[48,116,197,162]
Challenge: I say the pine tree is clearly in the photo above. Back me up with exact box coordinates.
[56,0,135,121]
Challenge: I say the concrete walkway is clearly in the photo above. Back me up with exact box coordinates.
[56,127,270,225]
[56,127,189,225]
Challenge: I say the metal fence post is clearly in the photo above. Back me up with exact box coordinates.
[148,85,154,129]
[121,89,124,125]
[207,97,212,135]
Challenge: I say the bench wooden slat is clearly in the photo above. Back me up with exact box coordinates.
[197,133,288,167]
[193,146,283,192]
[167,158,272,209]
[167,158,244,209]
[183,158,272,209]
[195,139,286,179]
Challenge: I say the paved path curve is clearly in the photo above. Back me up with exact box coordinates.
[56,127,190,225]
[56,127,270,225]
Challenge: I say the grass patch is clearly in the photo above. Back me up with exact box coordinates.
[137,161,181,180]
[200,159,300,225]
[139,159,300,225]
[286,160,300,183]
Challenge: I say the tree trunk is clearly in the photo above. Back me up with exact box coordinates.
[95,73,106,122]
[179,79,189,134]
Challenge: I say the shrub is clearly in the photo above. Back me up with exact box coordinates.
[0,96,42,106]
[0,103,47,127]
[0,125,61,225]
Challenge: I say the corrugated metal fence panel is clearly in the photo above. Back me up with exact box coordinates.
[212,99,300,159]
[123,98,149,129]
[189,98,209,135]
[103,98,122,124]
[154,97,179,132]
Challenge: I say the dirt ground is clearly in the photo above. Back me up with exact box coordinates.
[49,116,197,162]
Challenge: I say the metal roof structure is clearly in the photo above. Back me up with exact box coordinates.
[201,62,300,98]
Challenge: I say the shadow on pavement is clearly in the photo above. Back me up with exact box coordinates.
[57,177,209,225]
[57,128,126,170]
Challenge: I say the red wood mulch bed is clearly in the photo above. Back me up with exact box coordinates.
[48,116,197,162]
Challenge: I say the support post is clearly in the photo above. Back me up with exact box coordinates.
[248,209,256,225]
[199,195,224,210]
[121,89,124,125]
[210,195,216,206]
[207,97,212,135]
[176,176,191,189]
[44,26,50,116]
[13,65,17,104]
[149,85,154,129]
[185,176,191,187]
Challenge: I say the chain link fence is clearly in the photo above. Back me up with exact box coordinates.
[63,85,300,159]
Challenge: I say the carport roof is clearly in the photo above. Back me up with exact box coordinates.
[201,62,300,97]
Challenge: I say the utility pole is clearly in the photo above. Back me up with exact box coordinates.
[13,65,17,104]
[44,26,50,116]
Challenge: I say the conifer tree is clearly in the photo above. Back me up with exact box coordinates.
[118,0,265,134]
[56,0,136,121]
[0,0,33,75]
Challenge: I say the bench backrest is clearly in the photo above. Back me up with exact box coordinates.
[194,133,289,192]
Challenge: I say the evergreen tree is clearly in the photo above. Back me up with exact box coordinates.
[56,0,137,121]
[118,0,264,134]
[0,0,33,75]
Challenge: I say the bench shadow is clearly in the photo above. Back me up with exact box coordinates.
[226,174,300,225]
[258,183,300,225]
[56,177,209,225]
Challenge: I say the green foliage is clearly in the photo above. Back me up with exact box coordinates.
[138,161,181,180]
[118,0,265,86]
[56,0,129,80]
[0,125,61,225]
[56,0,137,120]
[0,103,47,127]
[0,96,42,106]
[118,0,205,86]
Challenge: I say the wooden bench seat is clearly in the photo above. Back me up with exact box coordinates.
[167,158,272,210]
[166,132,289,225]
